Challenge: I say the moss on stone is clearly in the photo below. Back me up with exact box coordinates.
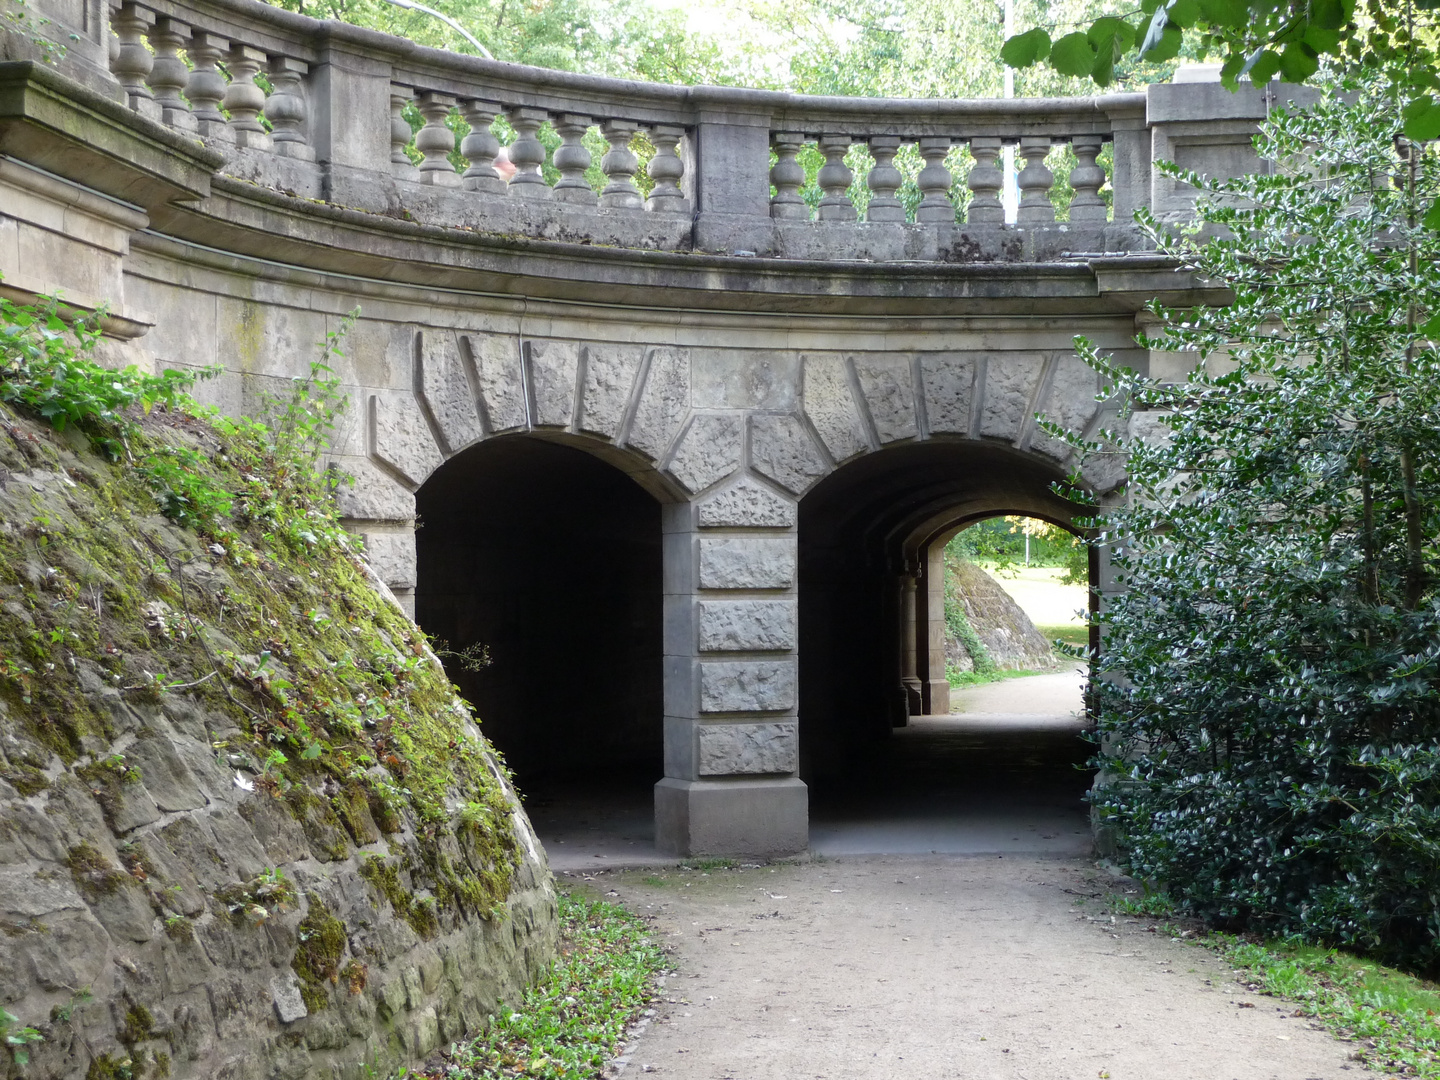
[1,762,48,795]
[85,1053,131,1080]
[118,1002,155,1045]
[359,855,438,940]
[292,895,347,1012]
[65,843,130,901]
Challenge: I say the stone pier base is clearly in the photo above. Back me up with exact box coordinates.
[655,777,808,857]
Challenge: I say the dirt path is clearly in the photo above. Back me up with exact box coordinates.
[581,855,1366,1080]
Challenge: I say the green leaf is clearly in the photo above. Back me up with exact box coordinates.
[1420,312,1440,338]
[1088,16,1136,54]
[1247,49,1282,84]
[1403,96,1440,142]
[301,743,323,760]
[1167,0,1203,26]
[1279,42,1320,82]
[1310,0,1349,29]
[1422,198,1440,230]
[1302,25,1342,55]
[1197,0,1249,25]
[1050,32,1099,77]
[1143,24,1184,62]
[1139,7,1169,54]
[1001,27,1051,68]
[1092,47,1116,87]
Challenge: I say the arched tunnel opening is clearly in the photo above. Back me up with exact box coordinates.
[414,436,664,844]
[799,441,1096,855]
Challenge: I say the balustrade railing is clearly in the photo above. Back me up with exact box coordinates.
[6,0,1215,252]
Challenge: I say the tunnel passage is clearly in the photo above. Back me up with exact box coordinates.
[799,441,1095,845]
[414,436,663,791]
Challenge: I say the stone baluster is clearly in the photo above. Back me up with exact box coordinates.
[1068,134,1107,222]
[816,135,856,222]
[147,17,194,131]
[598,119,642,210]
[769,131,807,220]
[414,91,458,184]
[505,107,550,198]
[222,45,271,149]
[390,84,419,181]
[646,125,689,214]
[110,2,157,118]
[915,136,954,223]
[552,113,596,205]
[185,32,229,132]
[965,136,1004,224]
[458,99,506,194]
[1016,135,1055,223]
[265,57,314,161]
[865,135,904,222]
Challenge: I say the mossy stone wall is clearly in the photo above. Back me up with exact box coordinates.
[0,405,558,1080]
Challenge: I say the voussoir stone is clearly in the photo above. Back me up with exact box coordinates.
[360,530,417,590]
[921,353,977,435]
[527,339,579,428]
[801,354,869,462]
[628,346,690,460]
[369,393,443,489]
[668,413,742,493]
[978,354,1044,442]
[416,329,483,454]
[699,660,797,713]
[697,722,798,775]
[466,332,527,433]
[698,600,796,652]
[578,343,644,440]
[696,475,797,529]
[852,355,918,443]
[1029,354,1102,460]
[698,538,796,590]
[749,414,829,496]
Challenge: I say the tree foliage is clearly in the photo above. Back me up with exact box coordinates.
[1004,0,1440,143]
[1066,66,1440,973]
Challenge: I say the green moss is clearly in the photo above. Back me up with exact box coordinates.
[65,843,130,901]
[118,1003,154,1045]
[358,855,438,940]
[291,895,347,1012]
[85,1052,131,1080]
[1,762,48,795]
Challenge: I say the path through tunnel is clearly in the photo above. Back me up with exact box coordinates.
[799,442,1096,856]
[414,436,663,853]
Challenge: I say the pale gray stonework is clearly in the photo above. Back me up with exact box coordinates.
[698,538,796,590]
[528,338,579,429]
[417,330,483,454]
[696,475,797,529]
[802,353,870,463]
[369,393,444,489]
[697,722,799,775]
[853,355,919,443]
[628,346,690,460]
[580,343,644,440]
[921,354,977,435]
[979,354,1045,443]
[468,333,528,434]
[669,413,743,494]
[748,413,830,495]
[698,599,797,651]
[700,660,797,713]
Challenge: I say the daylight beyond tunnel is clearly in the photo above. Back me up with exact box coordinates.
[415,437,663,787]
[798,441,1088,785]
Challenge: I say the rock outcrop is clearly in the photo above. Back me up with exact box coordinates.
[945,557,1063,673]
[0,403,556,1080]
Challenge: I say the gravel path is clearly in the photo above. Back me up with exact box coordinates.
[580,856,1366,1080]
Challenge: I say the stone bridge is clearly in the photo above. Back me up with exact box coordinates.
[0,0,1267,855]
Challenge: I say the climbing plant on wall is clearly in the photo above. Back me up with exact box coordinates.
[1062,64,1440,974]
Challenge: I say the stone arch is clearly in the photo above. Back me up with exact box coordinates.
[797,438,1093,781]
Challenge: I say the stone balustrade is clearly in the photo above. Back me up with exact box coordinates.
[7,0,1267,260]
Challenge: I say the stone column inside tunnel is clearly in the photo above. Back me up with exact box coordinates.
[655,473,808,857]
[921,541,951,716]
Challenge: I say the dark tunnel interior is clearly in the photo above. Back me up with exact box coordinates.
[414,436,664,796]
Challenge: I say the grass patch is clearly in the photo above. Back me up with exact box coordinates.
[947,664,1056,689]
[1209,937,1440,1077]
[417,889,668,1079]
[1035,622,1089,647]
